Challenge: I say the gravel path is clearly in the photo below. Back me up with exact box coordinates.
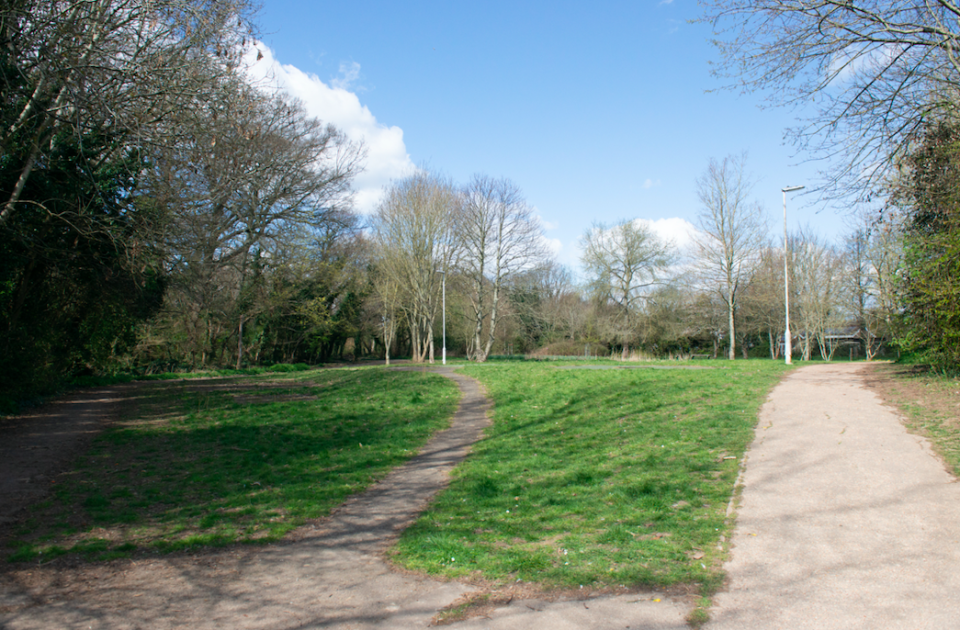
[708,362,960,630]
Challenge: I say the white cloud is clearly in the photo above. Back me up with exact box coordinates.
[827,43,904,87]
[331,61,362,91]
[634,217,698,255]
[642,178,661,189]
[535,208,558,231]
[243,44,415,213]
[542,236,563,257]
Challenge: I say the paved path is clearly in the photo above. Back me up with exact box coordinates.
[709,363,960,630]
[14,363,948,629]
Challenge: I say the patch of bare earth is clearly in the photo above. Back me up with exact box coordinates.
[0,378,320,559]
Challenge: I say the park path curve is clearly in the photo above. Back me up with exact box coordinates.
[0,367,689,630]
[708,362,960,630]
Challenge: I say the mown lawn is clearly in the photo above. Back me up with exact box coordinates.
[393,360,792,594]
[7,367,459,562]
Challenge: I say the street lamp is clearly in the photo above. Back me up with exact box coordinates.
[438,270,446,365]
[781,185,804,365]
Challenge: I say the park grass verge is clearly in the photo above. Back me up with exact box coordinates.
[863,362,960,476]
[393,360,791,597]
[5,367,458,563]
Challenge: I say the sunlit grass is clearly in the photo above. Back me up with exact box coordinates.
[394,360,791,593]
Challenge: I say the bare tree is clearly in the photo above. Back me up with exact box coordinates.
[371,171,462,363]
[1,0,255,226]
[144,77,362,366]
[792,231,849,361]
[844,211,904,359]
[740,248,788,359]
[700,1,960,200]
[580,219,674,353]
[694,155,767,360]
[459,175,547,362]
[370,251,404,365]
[506,262,580,347]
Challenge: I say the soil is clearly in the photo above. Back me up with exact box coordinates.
[861,362,960,432]
[8,361,955,629]
[0,382,134,529]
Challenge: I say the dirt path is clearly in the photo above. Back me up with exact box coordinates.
[0,368,689,630]
[708,363,960,629]
[0,384,134,528]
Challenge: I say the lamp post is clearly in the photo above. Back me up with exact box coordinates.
[781,185,804,365]
[439,270,446,365]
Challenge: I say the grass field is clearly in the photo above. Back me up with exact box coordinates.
[6,367,459,562]
[393,360,792,597]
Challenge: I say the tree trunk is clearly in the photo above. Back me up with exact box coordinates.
[481,282,503,362]
[727,286,736,360]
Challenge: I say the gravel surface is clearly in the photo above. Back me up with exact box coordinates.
[708,362,960,630]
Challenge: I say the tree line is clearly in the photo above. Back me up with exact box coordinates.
[3,0,959,411]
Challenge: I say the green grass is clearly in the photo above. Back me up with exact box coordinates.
[394,360,791,593]
[7,368,459,562]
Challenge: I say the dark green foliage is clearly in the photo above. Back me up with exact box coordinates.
[895,121,960,369]
[0,128,164,409]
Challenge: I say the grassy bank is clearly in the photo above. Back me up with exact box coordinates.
[394,360,791,595]
[7,367,458,562]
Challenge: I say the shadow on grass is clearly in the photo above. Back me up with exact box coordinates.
[6,369,459,563]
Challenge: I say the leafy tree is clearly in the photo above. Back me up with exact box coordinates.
[141,77,361,368]
[0,131,164,400]
[892,121,960,367]
[0,0,253,401]
[1,0,254,225]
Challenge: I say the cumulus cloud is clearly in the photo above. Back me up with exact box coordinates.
[634,217,698,255]
[535,208,559,231]
[243,44,415,213]
[542,236,563,257]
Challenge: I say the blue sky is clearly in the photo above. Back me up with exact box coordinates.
[250,0,850,272]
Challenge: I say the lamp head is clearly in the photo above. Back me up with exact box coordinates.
[782,185,805,193]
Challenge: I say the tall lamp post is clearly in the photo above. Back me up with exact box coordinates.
[439,270,446,365]
[781,185,804,365]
